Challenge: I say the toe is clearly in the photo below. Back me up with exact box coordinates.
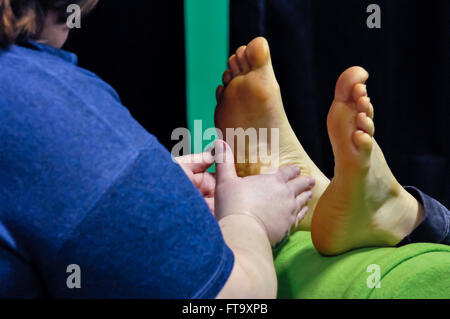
[356,112,375,136]
[222,69,232,86]
[236,46,250,73]
[357,96,374,119]
[352,130,373,152]
[216,85,224,103]
[352,83,367,102]
[228,54,241,77]
[245,37,271,68]
[367,102,374,119]
[335,66,369,103]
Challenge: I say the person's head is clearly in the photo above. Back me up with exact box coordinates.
[0,0,98,49]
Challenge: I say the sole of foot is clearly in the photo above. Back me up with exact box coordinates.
[311,66,423,255]
[215,37,329,230]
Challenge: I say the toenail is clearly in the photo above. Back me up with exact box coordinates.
[308,178,315,187]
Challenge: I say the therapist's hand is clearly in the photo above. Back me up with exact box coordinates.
[176,151,216,213]
[214,139,314,299]
[214,140,314,247]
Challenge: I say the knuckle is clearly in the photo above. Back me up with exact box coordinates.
[275,172,284,182]
[290,188,298,199]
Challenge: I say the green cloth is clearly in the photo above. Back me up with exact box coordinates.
[275,231,450,299]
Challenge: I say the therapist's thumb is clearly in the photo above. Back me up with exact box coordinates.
[215,140,237,183]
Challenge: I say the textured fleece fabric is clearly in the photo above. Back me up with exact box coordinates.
[0,40,233,298]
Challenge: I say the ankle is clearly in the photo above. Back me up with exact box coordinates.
[386,188,424,245]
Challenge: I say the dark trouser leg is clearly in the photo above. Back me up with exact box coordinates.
[398,186,450,246]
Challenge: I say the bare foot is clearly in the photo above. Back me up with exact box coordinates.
[311,67,424,255]
[215,37,329,230]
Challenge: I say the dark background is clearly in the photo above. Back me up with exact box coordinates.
[66,0,187,153]
[65,0,450,207]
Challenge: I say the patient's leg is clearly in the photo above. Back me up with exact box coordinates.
[215,37,329,230]
[311,67,424,255]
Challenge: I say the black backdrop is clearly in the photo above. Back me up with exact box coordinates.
[65,0,187,153]
[65,0,449,207]
[231,0,450,207]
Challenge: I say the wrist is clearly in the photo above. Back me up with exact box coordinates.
[220,212,270,239]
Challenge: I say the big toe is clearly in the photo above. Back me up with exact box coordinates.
[335,66,369,103]
[245,37,271,69]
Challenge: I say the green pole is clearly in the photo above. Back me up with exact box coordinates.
[184,0,229,155]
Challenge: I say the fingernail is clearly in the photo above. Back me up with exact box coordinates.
[222,140,227,152]
[211,147,215,156]
[297,206,309,222]
[295,166,301,175]
[214,142,222,164]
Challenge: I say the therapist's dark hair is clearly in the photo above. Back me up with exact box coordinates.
[0,0,98,48]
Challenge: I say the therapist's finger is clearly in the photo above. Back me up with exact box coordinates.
[176,151,215,173]
[288,176,315,196]
[295,206,309,228]
[296,190,313,209]
[276,166,301,182]
[215,140,237,183]
[205,197,215,214]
